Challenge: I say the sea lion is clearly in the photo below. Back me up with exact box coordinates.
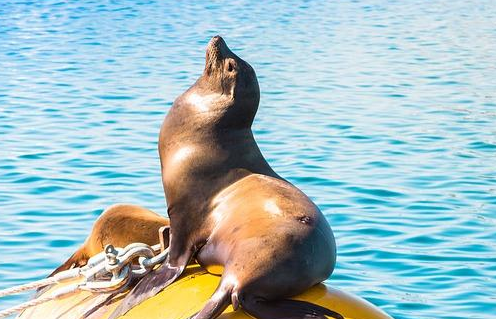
[110,36,338,319]
[49,204,169,277]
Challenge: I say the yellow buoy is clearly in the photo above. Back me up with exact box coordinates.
[18,265,392,319]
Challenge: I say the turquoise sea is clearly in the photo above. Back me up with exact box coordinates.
[1,1,495,318]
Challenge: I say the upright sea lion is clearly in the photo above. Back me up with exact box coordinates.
[110,36,338,319]
[50,204,169,277]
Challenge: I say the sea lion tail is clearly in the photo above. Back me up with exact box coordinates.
[241,296,345,319]
[48,247,88,277]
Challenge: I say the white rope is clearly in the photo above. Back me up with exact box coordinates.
[0,283,80,318]
[0,242,168,318]
[0,267,81,299]
[0,278,56,298]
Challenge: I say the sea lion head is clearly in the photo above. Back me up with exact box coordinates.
[184,36,260,128]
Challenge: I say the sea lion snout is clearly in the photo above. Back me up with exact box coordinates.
[204,35,237,78]
[207,35,224,53]
[198,36,260,127]
[206,35,232,61]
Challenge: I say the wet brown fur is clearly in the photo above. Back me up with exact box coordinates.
[49,204,169,277]
[110,36,338,319]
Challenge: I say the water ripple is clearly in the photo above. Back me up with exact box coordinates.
[1,1,496,319]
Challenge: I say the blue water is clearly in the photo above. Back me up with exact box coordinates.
[1,1,495,318]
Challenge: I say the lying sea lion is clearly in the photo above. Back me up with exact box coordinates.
[110,36,338,319]
[50,204,169,277]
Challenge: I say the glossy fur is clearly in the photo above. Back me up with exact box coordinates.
[50,204,169,277]
[110,36,337,319]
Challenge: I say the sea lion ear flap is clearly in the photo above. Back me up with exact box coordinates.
[159,226,171,252]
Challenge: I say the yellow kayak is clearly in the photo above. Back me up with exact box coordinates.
[18,265,392,319]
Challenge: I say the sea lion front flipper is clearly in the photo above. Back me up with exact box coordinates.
[242,297,344,319]
[107,263,184,319]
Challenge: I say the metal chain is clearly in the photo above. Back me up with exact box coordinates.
[0,242,169,318]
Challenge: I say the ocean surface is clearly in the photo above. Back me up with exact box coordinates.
[1,1,495,318]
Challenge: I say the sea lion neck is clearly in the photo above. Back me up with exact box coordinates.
[170,82,256,131]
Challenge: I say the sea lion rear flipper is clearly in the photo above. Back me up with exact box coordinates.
[187,279,234,319]
[107,263,184,319]
[242,297,344,319]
